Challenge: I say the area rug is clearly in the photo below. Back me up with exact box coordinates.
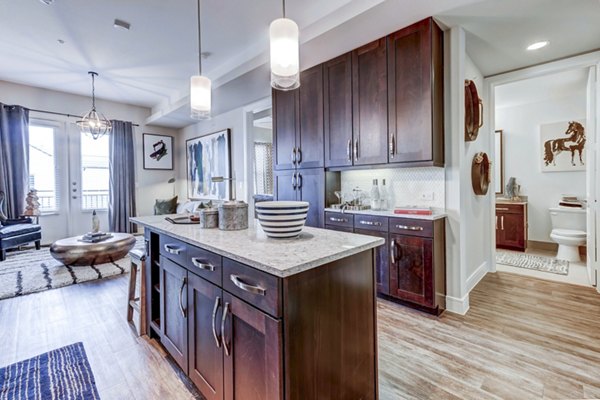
[496,250,569,275]
[0,236,144,300]
[0,342,100,400]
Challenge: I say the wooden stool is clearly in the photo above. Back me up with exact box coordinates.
[127,249,147,336]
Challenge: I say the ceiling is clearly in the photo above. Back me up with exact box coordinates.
[1,0,599,127]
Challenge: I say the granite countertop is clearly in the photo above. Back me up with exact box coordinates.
[131,215,384,278]
[496,198,528,205]
[324,207,447,221]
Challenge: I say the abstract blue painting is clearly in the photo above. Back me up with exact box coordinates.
[186,129,231,200]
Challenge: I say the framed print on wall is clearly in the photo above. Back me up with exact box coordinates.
[540,120,586,172]
[143,133,174,170]
[186,129,231,200]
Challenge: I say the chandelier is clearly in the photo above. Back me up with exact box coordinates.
[77,71,112,140]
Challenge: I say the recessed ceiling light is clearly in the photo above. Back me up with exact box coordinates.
[113,19,131,31]
[527,41,549,51]
[57,39,65,44]
[39,0,54,4]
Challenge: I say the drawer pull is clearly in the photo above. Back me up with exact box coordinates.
[359,220,382,226]
[191,257,215,272]
[329,217,347,223]
[496,207,510,211]
[164,244,183,255]
[221,302,231,356]
[211,296,221,348]
[395,224,424,231]
[230,274,266,296]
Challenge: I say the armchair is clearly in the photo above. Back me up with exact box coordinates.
[0,192,42,261]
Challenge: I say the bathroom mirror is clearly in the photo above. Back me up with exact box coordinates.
[495,130,504,194]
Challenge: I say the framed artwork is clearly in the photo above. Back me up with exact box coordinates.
[494,130,504,194]
[186,129,231,200]
[143,133,173,170]
[540,121,586,172]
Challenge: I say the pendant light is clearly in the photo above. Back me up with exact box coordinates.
[76,71,112,140]
[190,0,211,120]
[270,0,300,91]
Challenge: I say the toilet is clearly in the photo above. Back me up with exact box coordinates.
[549,207,586,262]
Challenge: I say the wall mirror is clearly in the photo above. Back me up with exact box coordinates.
[495,129,504,194]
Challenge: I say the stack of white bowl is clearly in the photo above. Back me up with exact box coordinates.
[255,201,309,238]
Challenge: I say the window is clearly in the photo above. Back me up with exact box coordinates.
[80,133,109,210]
[29,125,58,212]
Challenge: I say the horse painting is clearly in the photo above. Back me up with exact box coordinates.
[543,121,585,167]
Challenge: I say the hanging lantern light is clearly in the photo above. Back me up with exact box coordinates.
[76,71,112,140]
[190,0,211,119]
[270,0,300,91]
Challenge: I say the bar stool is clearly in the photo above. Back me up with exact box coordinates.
[127,249,147,336]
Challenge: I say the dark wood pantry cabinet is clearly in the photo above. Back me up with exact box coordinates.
[273,168,325,228]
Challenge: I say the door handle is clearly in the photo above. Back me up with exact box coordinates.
[495,216,498,230]
[297,173,303,190]
[221,302,231,356]
[390,239,396,264]
[211,296,221,348]
[353,140,359,160]
[389,134,395,158]
[164,244,183,255]
[178,277,187,318]
[292,172,297,189]
[230,274,266,296]
[501,215,504,231]
[292,147,297,165]
[347,139,352,162]
[296,147,302,163]
[191,258,215,272]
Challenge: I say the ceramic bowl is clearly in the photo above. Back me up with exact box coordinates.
[255,201,309,238]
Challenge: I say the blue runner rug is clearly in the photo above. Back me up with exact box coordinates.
[0,342,100,400]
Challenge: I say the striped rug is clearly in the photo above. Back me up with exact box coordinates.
[0,343,100,400]
[0,236,144,300]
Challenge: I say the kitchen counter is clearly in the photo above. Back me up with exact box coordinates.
[324,207,447,221]
[131,214,384,278]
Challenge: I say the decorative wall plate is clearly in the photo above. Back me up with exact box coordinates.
[465,80,483,141]
[472,152,491,195]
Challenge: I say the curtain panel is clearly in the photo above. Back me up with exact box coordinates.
[0,104,30,219]
[108,120,137,233]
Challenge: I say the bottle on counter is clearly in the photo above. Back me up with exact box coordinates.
[379,179,388,211]
[370,179,380,210]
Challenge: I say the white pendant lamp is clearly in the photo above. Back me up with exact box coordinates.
[270,0,300,91]
[77,71,112,140]
[190,0,211,119]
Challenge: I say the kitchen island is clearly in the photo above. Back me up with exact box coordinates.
[131,215,384,400]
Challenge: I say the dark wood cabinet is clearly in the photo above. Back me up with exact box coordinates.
[222,292,283,400]
[355,228,389,295]
[324,52,353,168]
[159,256,188,373]
[272,89,298,171]
[352,38,388,166]
[388,17,444,166]
[389,234,434,306]
[274,168,324,228]
[496,203,528,251]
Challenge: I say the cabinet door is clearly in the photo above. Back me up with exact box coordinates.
[387,18,433,164]
[297,168,325,228]
[273,169,298,202]
[160,256,188,373]
[273,88,298,171]
[222,293,283,400]
[389,234,434,307]
[352,39,388,166]
[187,273,224,400]
[498,212,526,250]
[298,65,324,169]
[355,229,389,295]
[324,53,353,168]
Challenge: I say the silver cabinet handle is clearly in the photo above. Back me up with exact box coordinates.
[359,220,382,226]
[164,244,183,255]
[211,296,221,348]
[501,215,504,231]
[496,207,509,211]
[395,224,424,231]
[390,239,396,264]
[389,133,395,158]
[296,147,302,163]
[292,172,297,189]
[221,302,231,356]
[329,217,347,223]
[191,257,215,272]
[347,139,352,162]
[495,216,498,230]
[354,140,359,160]
[178,277,187,318]
[292,147,297,165]
[230,274,266,296]
[297,172,303,190]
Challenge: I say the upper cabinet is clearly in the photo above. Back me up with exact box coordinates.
[273,88,298,171]
[388,17,444,166]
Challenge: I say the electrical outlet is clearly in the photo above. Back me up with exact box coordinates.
[420,192,434,201]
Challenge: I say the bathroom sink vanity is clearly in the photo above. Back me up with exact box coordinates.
[496,200,528,252]
[131,215,383,400]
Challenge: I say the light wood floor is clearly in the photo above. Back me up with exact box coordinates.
[1,272,600,399]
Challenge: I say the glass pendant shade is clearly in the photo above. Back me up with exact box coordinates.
[190,75,211,120]
[270,18,300,91]
[77,108,112,140]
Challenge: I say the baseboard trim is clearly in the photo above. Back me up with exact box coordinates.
[445,293,470,315]
[466,261,489,293]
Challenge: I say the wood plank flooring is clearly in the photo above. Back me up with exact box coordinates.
[1,271,599,399]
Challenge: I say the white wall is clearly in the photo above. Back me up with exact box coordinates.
[0,79,177,243]
[496,92,586,242]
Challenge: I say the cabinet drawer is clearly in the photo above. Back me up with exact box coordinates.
[223,259,282,318]
[495,204,525,214]
[324,212,354,228]
[354,215,388,232]
[389,217,433,237]
[325,224,354,233]
[187,246,222,286]
[160,235,189,266]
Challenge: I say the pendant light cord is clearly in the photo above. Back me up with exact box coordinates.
[197,0,202,75]
[282,0,286,18]
[90,72,96,110]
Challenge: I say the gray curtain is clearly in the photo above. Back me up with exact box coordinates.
[0,103,29,219]
[109,120,136,233]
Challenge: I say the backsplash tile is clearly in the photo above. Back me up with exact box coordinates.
[340,167,445,209]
